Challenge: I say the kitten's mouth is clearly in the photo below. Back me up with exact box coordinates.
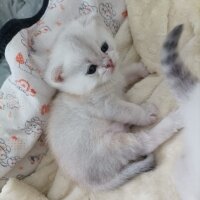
[105,59,115,72]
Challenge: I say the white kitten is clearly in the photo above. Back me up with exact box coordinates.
[45,14,181,191]
[161,24,200,200]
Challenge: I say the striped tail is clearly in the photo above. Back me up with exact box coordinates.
[161,24,198,100]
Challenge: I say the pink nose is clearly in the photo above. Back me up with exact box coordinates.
[106,59,114,69]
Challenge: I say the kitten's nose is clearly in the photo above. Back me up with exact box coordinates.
[106,59,114,69]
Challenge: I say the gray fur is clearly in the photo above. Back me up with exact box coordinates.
[161,24,198,99]
[161,24,200,200]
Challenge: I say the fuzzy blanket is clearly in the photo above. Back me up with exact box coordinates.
[1,0,200,199]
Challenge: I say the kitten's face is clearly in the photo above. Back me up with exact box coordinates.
[46,14,118,95]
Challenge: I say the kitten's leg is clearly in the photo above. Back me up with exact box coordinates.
[105,98,158,126]
[122,62,149,86]
[108,110,182,160]
[133,110,183,154]
[89,111,183,191]
[90,154,155,191]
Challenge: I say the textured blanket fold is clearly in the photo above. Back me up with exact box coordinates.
[1,0,200,199]
[0,0,43,86]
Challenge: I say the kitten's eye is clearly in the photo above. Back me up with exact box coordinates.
[87,65,97,75]
[101,42,109,53]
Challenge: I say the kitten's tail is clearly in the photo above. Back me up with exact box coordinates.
[92,154,155,191]
[161,24,198,100]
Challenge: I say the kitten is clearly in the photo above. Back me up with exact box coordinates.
[45,14,181,191]
[161,24,200,200]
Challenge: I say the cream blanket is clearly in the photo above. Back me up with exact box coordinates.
[1,0,200,199]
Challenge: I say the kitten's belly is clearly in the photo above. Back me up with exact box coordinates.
[48,112,127,187]
[106,122,127,133]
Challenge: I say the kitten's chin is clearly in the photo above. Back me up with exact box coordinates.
[60,83,97,96]
[60,89,93,96]
[102,66,117,82]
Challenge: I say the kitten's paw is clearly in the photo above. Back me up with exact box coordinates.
[140,154,156,172]
[140,103,159,125]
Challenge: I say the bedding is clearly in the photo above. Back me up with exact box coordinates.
[1,0,200,199]
[0,60,10,86]
[0,0,43,86]
[0,0,43,25]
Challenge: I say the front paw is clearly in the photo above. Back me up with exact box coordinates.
[140,103,159,126]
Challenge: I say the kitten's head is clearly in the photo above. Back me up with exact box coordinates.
[45,14,118,95]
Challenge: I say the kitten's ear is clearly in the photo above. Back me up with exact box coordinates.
[44,64,65,88]
[52,66,64,83]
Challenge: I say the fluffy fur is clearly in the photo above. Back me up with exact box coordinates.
[45,14,181,191]
[161,24,200,200]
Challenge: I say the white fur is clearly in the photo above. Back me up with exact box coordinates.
[45,15,181,191]
[174,85,200,200]
[44,14,118,95]
[161,25,200,199]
